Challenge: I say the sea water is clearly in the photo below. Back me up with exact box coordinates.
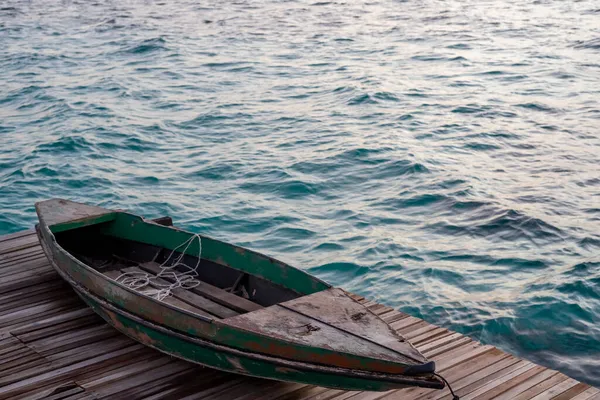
[1,0,599,386]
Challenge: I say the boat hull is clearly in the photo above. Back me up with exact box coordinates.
[37,227,443,392]
[74,285,426,392]
[34,198,444,392]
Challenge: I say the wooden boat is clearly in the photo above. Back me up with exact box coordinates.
[35,199,444,392]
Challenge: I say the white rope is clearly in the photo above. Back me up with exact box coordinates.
[115,234,203,301]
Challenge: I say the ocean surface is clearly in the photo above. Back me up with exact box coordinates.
[1,0,599,386]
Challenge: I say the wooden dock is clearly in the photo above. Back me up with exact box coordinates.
[0,228,597,400]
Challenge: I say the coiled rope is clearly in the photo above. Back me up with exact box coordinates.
[116,234,202,301]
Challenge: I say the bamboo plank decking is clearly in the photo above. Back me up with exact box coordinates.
[0,229,597,400]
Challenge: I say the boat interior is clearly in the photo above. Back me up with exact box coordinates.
[54,218,307,320]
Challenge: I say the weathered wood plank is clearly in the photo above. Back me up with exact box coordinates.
[88,361,191,398]
[0,307,86,337]
[382,351,516,400]
[78,356,174,389]
[421,336,473,359]
[0,260,51,281]
[10,308,97,337]
[0,248,46,266]
[139,261,262,313]
[28,325,118,355]
[408,327,448,344]
[119,266,237,318]
[122,372,219,400]
[207,379,287,400]
[469,365,547,400]
[0,280,66,306]
[0,229,35,243]
[0,292,67,315]
[554,383,594,400]
[389,316,421,331]
[72,348,158,384]
[103,269,219,319]
[571,387,600,400]
[381,311,410,325]
[0,297,81,327]
[0,234,40,256]
[0,344,144,397]
[0,248,45,266]
[15,316,100,344]
[528,377,581,400]
[506,372,570,400]
[492,369,560,400]
[11,381,82,400]
[45,335,136,363]
[0,271,59,296]
[172,376,248,400]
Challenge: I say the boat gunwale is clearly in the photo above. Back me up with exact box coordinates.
[102,210,332,294]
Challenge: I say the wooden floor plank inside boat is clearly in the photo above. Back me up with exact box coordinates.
[0,229,595,400]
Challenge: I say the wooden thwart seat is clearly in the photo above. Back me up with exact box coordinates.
[138,262,262,314]
[103,269,219,319]
[122,267,239,319]
[103,261,262,319]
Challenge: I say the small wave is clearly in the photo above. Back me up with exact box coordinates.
[428,209,565,243]
[447,43,471,49]
[463,142,501,151]
[33,136,94,154]
[133,176,160,184]
[184,163,237,180]
[347,93,377,105]
[515,102,559,113]
[202,61,255,69]
[373,92,399,102]
[312,242,345,252]
[370,160,430,179]
[123,37,167,54]
[309,262,370,281]
[570,262,600,276]
[411,54,447,62]
[452,105,491,114]
[240,177,320,199]
[176,113,236,129]
[477,70,506,76]
[578,237,600,250]
[572,38,600,50]
[270,227,316,240]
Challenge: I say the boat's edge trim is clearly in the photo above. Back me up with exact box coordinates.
[104,211,333,294]
[48,212,118,234]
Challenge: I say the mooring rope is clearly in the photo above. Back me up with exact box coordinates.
[116,234,203,301]
[433,372,460,400]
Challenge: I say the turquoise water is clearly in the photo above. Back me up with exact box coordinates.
[1,0,600,385]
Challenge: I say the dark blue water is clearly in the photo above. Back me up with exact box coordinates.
[1,0,599,386]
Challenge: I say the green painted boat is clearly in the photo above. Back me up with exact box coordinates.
[35,199,445,392]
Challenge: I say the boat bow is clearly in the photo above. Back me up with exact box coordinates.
[222,288,435,375]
